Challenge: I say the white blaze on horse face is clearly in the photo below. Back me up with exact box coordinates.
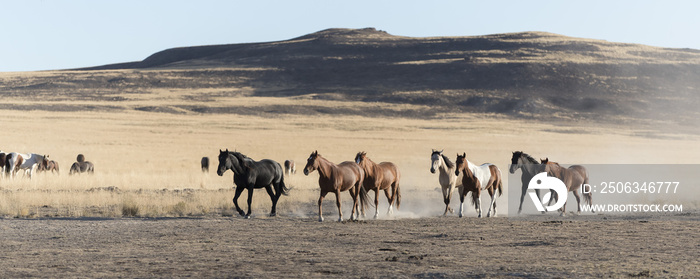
[430,154,441,173]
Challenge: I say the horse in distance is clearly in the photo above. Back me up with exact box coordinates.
[38,158,60,174]
[284,160,296,175]
[430,149,462,216]
[5,152,47,179]
[69,154,94,175]
[455,153,503,218]
[201,157,209,172]
[304,150,367,222]
[354,151,401,219]
[217,149,290,218]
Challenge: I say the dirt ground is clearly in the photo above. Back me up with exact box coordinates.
[1,212,698,278]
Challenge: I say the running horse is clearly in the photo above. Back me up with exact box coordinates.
[430,149,462,216]
[303,150,367,222]
[540,158,591,216]
[454,153,503,218]
[5,152,47,179]
[510,151,548,214]
[354,151,401,219]
[217,149,290,219]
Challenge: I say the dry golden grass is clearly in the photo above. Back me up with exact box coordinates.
[0,93,698,218]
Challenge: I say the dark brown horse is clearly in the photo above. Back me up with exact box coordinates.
[354,151,401,219]
[303,151,367,222]
[201,157,209,172]
[69,162,94,175]
[454,153,503,218]
[541,158,591,216]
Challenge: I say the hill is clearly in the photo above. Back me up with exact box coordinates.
[3,28,700,131]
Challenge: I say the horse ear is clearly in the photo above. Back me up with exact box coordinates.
[462,152,466,157]
[440,149,443,154]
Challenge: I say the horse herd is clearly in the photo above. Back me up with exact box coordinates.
[0,151,95,179]
[215,149,593,221]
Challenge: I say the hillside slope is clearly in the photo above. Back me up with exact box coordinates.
[4,28,700,129]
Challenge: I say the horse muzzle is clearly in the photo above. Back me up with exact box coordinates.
[430,168,436,174]
[303,169,309,176]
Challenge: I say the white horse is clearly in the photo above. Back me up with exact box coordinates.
[6,152,47,180]
[430,149,462,216]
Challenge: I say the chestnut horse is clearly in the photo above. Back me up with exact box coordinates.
[541,158,591,216]
[303,151,367,222]
[38,159,60,174]
[354,151,401,219]
[455,153,503,218]
[430,149,462,216]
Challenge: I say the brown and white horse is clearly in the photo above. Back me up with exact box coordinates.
[38,158,60,174]
[354,151,401,219]
[540,158,591,216]
[454,153,503,218]
[303,151,367,222]
[5,152,47,179]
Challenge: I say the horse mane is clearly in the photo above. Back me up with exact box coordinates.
[441,154,454,169]
[231,152,252,168]
[516,151,538,164]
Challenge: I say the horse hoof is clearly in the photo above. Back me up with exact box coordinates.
[337,218,343,222]
[269,213,277,217]
[244,215,251,219]
[318,217,324,222]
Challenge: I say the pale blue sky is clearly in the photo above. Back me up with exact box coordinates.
[2,0,698,72]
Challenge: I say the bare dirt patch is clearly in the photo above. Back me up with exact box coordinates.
[1,214,698,278]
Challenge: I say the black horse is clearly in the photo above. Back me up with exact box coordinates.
[510,151,548,214]
[217,149,290,218]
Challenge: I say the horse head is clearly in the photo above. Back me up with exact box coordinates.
[430,149,444,174]
[510,151,522,174]
[454,152,467,176]
[216,149,232,176]
[354,151,367,165]
[303,150,319,175]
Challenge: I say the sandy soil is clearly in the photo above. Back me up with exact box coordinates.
[1,213,698,278]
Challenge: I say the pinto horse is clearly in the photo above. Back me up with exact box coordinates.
[5,152,47,179]
[430,149,462,216]
[510,151,550,214]
[217,149,290,218]
[304,150,367,222]
[455,153,503,218]
[541,158,591,216]
[354,151,401,219]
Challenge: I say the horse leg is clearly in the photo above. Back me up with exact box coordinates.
[518,177,528,214]
[318,190,328,222]
[335,189,343,222]
[232,186,246,216]
[265,185,277,217]
[475,189,483,218]
[372,189,379,219]
[458,186,465,218]
[573,190,582,215]
[442,186,451,216]
[384,188,393,216]
[486,187,497,217]
[244,186,255,219]
[350,186,358,221]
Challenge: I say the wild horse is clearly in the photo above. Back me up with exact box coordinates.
[304,150,367,222]
[217,149,290,218]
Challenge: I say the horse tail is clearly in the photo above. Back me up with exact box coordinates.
[278,174,291,196]
[581,169,592,206]
[394,181,401,210]
[497,169,504,197]
[4,153,12,175]
[358,184,370,212]
[470,191,479,206]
